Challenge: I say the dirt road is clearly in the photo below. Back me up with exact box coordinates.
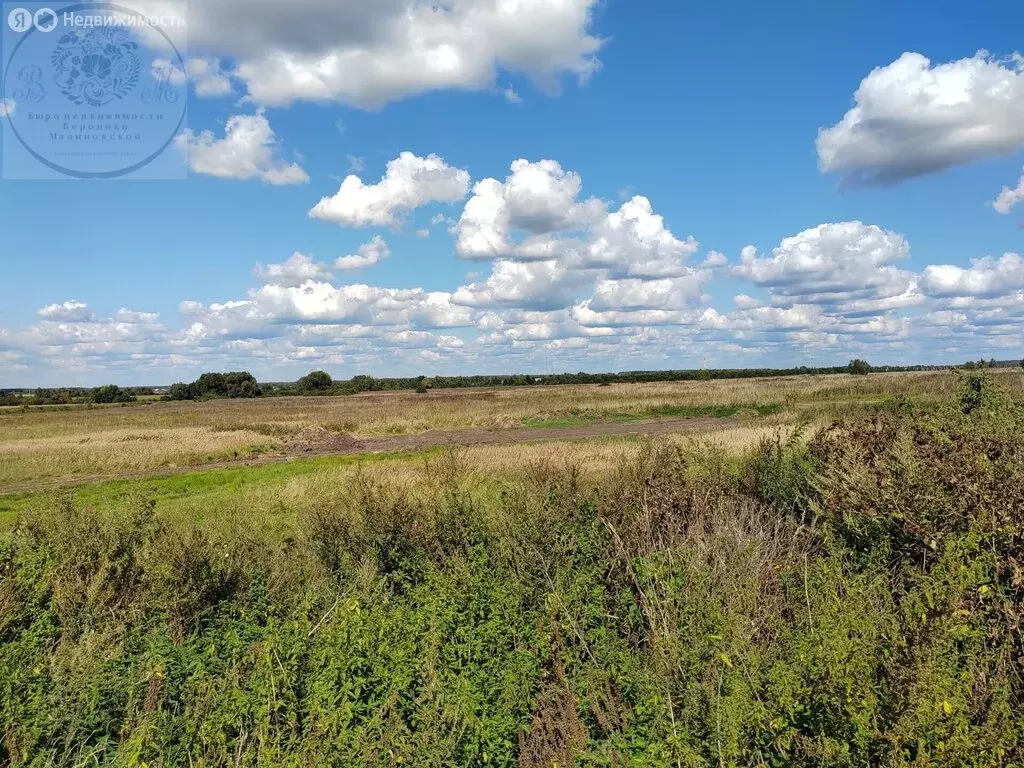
[0,416,728,496]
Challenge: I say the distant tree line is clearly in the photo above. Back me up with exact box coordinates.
[260,359,1024,396]
[959,358,1020,370]
[260,361,937,397]
[0,385,140,406]
[4,359,1022,408]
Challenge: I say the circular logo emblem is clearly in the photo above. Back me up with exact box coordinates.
[52,26,142,106]
[33,8,57,31]
[7,7,32,31]
[1,2,188,179]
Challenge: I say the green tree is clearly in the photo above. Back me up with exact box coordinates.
[350,375,378,393]
[166,382,197,401]
[91,385,135,404]
[848,359,872,376]
[298,370,333,392]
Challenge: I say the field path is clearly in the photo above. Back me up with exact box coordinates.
[0,416,728,496]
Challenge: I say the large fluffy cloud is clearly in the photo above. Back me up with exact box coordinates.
[581,197,700,278]
[175,111,309,185]
[733,221,918,313]
[310,153,470,228]
[452,159,704,328]
[453,259,588,310]
[455,159,602,259]
[173,0,604,108]
[452,161,698,280]
[818,51,1024,185]
[586,274,710,312]
[921,253,1024,298]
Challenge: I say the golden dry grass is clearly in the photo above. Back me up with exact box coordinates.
[0,426,279,487]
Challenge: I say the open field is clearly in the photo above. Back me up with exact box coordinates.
[3,369,1020,490]
[2,369,1023,766]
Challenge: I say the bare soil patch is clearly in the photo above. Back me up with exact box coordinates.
[285,426,366,454]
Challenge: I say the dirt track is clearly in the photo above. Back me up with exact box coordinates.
[316,415,726,453]
[0,416,729,497]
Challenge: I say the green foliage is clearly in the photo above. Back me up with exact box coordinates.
[297,370,334,393]
[90,384,136,404]
[0,391,23,406]
[953,369,1011,417]
[166,372,262,401]
[742,424,814,515]
[18,387,89,406]
[847,358,872,376]
[2,382,1024,765]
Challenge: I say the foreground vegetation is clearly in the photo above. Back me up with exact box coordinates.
[2,372,1022,765]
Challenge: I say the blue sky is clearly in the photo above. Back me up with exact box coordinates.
[1,0,1023,386]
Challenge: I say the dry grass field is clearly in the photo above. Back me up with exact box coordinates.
[3,369,1016,490]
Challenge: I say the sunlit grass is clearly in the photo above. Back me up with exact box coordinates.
[0,369,1020,487]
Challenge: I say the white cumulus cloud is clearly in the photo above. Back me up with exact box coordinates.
[581,196,700,278]
[38,300,94,322]
[187,57,233,97]
[253,253,334,287]
[586,273,710,312]
[818,51,1024,185]
[921,253,1024,298]
[734,221,917,312]
[310,153,470,228]
[455,159,602,259]
[175,110,309,185]
[174,0,604,108]
[992,168,1024,214]
[335,236,391,271]
[453,259,588,310]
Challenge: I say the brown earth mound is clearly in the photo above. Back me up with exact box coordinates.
[286,426,365,453]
